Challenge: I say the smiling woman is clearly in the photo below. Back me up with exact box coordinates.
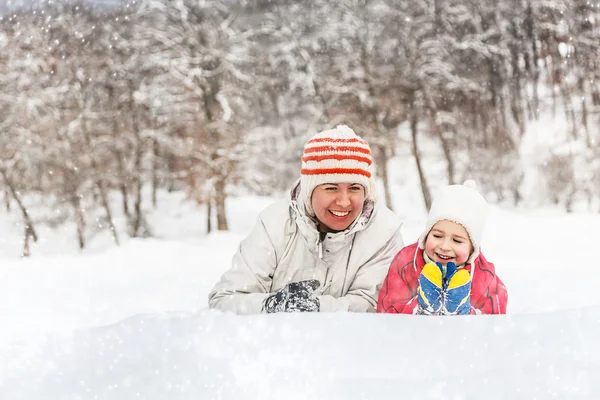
[311,183,365,232]
[301,128,371,232]
[208,125,404,314]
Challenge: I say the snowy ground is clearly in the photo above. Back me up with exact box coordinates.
[1,114,599,399]
[1,189,599,399]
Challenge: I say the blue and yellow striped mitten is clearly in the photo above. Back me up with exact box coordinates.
[418,263,444,314]
[443,262,472,315]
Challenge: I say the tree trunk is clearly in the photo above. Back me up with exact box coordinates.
[109,118,130,220]
[578,77,591,148]
[166,152,177,192]
[513,186,522,206]
[409,99,432,210]
[4,188,10,212]
[0,169,38,249]
[551,80,558,118]
[206,196,212,234]
[380,149,393,212]
[71,195,86,250]
[525,1,540,120]
[374,143,393,211]
[152,139,159,207]
[131,176,144,237]
[108,85,131,220]
[80,111,120,247]
[559,77,577,140]
[97,182,120,246]
[433,120,455,185]
[498,82,509,138]
[509,35,526,137]
[129,81,148,238]
[120,180,130,220]
[592,85,600,106]
[213,176,229,231]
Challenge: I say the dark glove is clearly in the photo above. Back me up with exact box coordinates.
[417,263,444,315]
[264,279,321,313]
[442,262,472,315]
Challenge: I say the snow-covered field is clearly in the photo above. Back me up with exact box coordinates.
[1,189,599,399]
[1,110,599,399]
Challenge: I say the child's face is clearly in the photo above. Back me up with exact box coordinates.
[425,220,473,266]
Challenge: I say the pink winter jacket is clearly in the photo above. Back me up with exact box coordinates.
[377,242,508,314]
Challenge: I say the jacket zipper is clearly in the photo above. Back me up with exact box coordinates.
[317,238,324,259]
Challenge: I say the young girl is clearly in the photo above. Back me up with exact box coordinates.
[377,180,507,315]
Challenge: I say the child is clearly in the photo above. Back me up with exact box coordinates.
[377,180,507,315]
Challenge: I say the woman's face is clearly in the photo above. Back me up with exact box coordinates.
[311,183,365,232]
[425,220,473,265]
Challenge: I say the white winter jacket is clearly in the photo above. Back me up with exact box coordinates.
[208,182,403,314]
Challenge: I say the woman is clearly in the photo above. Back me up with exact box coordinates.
[209,125,403,314]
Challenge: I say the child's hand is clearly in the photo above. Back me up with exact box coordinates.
[418,263,444,315]
[443,262,471,315]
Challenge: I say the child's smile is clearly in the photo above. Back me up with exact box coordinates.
[425,220,473,266]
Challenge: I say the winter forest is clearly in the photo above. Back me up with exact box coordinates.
[1,0,599,255]
[2,1,600,398]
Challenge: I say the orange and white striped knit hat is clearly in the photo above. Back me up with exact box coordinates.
[300,125,373,216]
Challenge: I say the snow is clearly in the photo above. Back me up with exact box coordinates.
[1,188,600,399]
[3,308,600,399]
[1,100,599,398]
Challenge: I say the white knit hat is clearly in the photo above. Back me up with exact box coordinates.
[417,180,488,264]
[300,125,374,216]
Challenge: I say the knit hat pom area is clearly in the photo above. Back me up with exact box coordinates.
[418,180,488,264]
[300,125,373,216]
